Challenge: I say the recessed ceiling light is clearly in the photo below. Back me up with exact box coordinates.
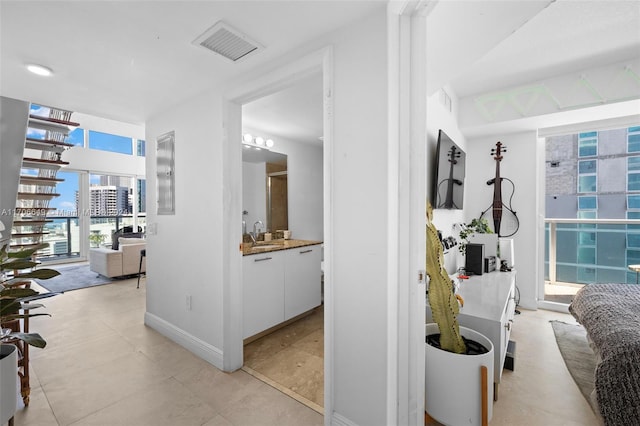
[26,64,53,77]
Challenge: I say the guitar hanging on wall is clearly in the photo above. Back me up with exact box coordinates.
[480,141,519,237]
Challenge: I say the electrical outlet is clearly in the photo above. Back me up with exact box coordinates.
[186,295,192,311]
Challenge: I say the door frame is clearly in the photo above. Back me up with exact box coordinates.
[221,45,334,413]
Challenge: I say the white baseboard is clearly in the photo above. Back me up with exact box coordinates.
[331,412,358,426]
[144,311,224,370]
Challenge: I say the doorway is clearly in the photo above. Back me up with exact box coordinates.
[240,72,325,412]
[221,47,332,416]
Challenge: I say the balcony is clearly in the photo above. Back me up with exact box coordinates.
[545,218,640,305]
[36,214,146,262]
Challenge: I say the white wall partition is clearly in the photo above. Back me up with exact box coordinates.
[144,7,406,426]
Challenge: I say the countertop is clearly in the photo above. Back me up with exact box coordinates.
[242,239,322,256]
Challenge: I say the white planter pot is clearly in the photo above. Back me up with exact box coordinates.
[1,344,18,425]
[425,323,494,426]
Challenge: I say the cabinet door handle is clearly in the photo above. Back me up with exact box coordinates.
[254,257,272,262]
[504,322,511,331]
[299,249,313,254]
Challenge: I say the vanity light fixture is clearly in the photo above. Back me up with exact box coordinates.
[26,64,53,77]
[242,133,275,150]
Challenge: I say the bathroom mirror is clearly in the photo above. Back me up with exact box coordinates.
[242,148,288,233]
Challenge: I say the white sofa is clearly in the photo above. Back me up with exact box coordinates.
[89,237,146,278]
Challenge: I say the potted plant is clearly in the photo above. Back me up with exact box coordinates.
[89,232,106,248]
[458,217,493,255]
[1,242,59,418]
[425,203,494,425]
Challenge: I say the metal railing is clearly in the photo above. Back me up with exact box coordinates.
[546,218,640,286]
[38,215,146,260]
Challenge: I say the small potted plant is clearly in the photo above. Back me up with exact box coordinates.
[89,232,106,248]
[1,242,59,416]
[458,217,493,255]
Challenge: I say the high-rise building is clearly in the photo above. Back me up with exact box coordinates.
[89,185,130,216]
[546,126,640,219]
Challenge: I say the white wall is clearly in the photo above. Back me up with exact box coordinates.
[145,89,226,358]
[329,10,389,425]
[144,8,392,426]
[465,131,539,309]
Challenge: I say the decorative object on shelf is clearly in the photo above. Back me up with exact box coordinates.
[425,202,494,425]
[458,217,493,255]
[1,242,60,408]
[479,141,519,237]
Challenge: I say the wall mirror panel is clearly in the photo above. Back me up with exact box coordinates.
[242,148,288,233]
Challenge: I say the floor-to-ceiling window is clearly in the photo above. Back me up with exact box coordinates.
[545,125,640,305]
[31,110,146,263]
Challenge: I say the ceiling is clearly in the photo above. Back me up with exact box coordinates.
[1,1,638,145]
[448,0,640,98]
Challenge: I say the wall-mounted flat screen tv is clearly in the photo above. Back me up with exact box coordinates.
[432,129,465,210]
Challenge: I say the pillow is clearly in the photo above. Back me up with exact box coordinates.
[119,237,143,247]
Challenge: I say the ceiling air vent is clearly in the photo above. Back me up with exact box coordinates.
[193,21,262,62]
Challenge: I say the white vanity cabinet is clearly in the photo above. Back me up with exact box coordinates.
[243,242,322,339]
[284,245,322,320]
[243,251,285,339]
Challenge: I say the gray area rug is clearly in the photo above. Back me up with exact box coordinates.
[35,264,113,293]
[550,320,599,416]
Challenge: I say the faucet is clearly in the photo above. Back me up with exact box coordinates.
[249,220,264,245]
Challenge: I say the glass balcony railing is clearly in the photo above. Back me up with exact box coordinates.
[40,217,81,260]
[39,215,146,261]
[545,218,640,287]
[544,218,640,305]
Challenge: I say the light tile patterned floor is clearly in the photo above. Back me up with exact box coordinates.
[11,276,600,425]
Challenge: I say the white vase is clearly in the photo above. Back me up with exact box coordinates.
[425,323,494,426]
[0,344,18,425]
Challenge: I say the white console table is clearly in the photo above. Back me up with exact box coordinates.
[427,270,517,400]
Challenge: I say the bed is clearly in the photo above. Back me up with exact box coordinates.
[569,283,640,425]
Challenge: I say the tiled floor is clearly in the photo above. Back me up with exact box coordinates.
[11,276,600,425]
[243,306,324,413]
[544,281,584,304]
[13,277,322,426]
